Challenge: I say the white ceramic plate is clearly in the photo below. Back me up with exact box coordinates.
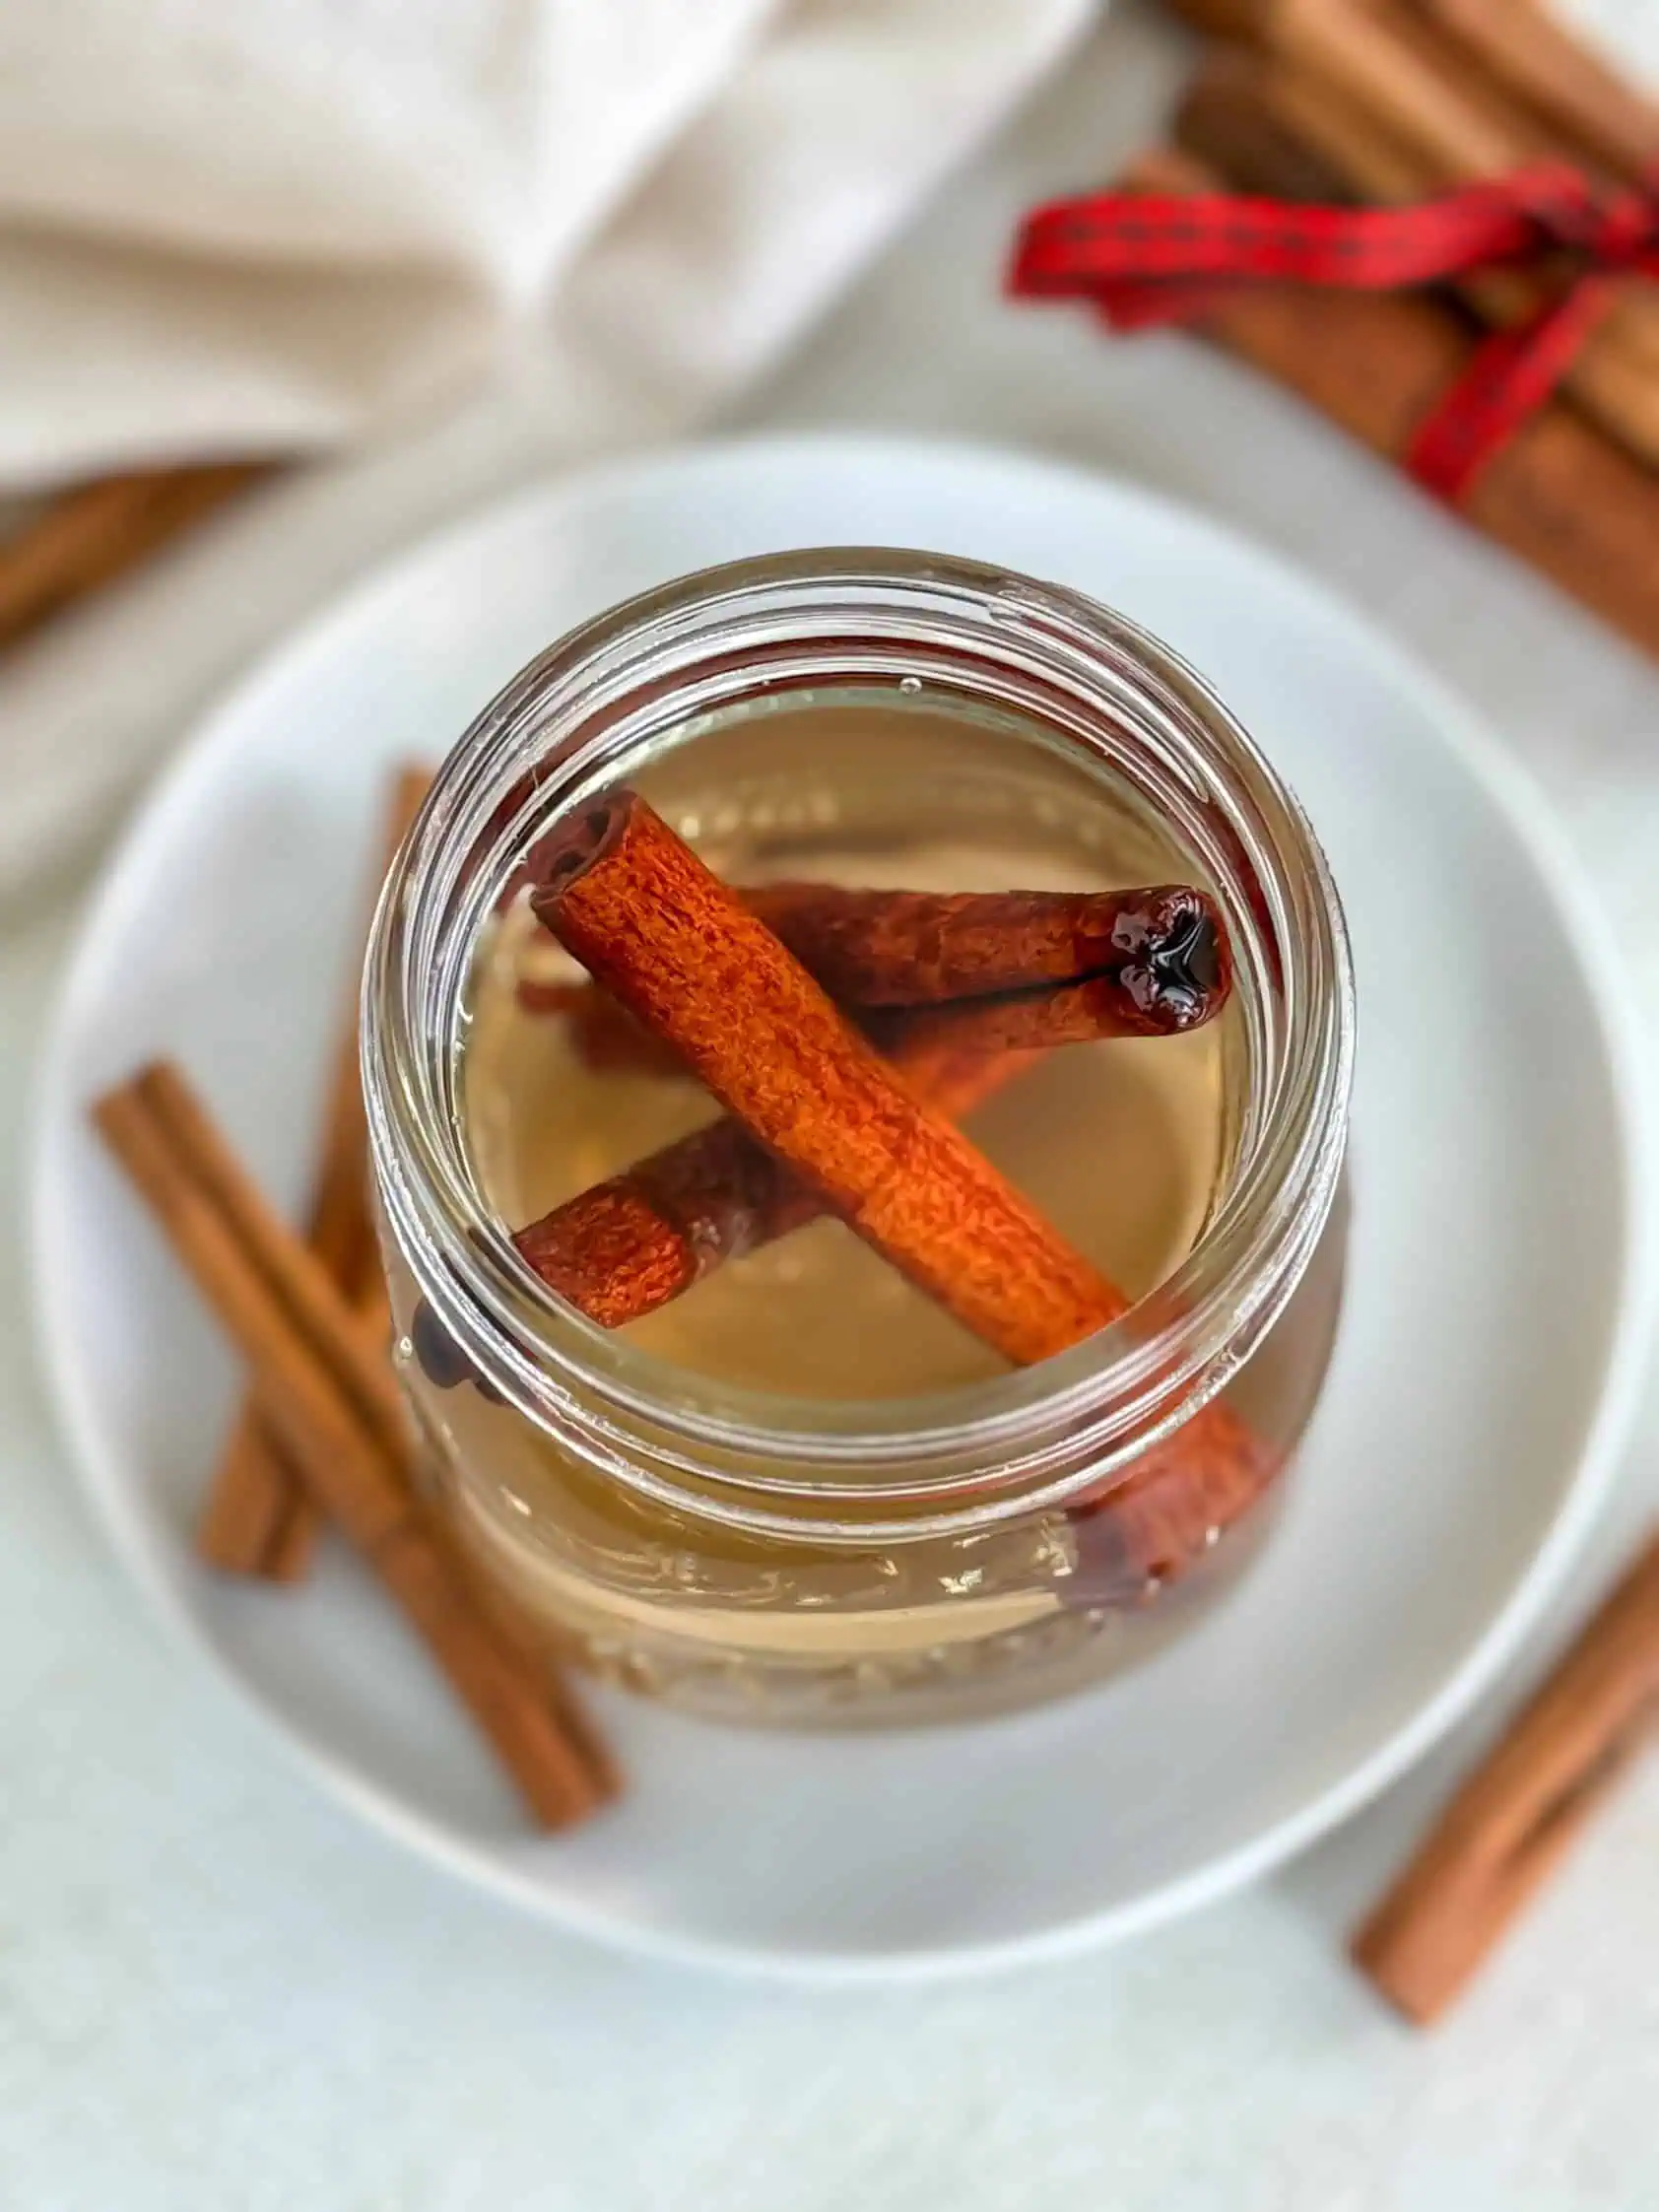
[32,435,1652,1982]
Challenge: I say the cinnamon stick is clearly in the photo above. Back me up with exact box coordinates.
[513,806,1271,1595]
[1409,0,1659,179]
[1070,1388,1277,1601]
[511,995,1049,1329]
[0,464,273,654]
[527,793,1127,1366]
[522,880,1229,1073]
[1354,1526,1659,2022]
[731,881,1228,1014]
[511,964,1231,1326]
[871,970,1230,1058]
[1177,45,1659,468]
[97,1062,616,1828]
[198,765,431,1580]
[1118,146,1659,661]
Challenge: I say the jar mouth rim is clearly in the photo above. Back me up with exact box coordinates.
[365,547,1354,1526]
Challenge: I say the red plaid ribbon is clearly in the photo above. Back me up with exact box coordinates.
[1008,161,1659,503]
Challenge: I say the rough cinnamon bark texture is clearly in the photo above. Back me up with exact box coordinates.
[1120,147,1659,661]
[741,881,1228,1018]
[0,464,272,652]
[513,1005,1034,1329]
[526,792,1125,1366]
[197,765,430,1580]
[1353,1526,1659,2023]
[523,880,1229,1070]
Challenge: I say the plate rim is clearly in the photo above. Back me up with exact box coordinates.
[29,429,1658,1984]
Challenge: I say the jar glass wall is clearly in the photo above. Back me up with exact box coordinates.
[363,550,1354,1727]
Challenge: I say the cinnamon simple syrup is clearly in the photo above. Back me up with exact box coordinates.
[376,655,1349,1725]
[464,692,1242,1400]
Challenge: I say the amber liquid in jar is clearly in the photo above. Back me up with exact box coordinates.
[399,689,1343,1722]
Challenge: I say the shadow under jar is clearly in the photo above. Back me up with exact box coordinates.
[363,550,1354,1728]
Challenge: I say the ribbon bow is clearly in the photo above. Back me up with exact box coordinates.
[1009,161,1659,503]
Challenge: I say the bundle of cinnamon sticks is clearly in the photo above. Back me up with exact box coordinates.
[1135,0,1659,657]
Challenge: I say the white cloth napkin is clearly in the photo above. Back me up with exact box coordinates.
[0,0,1095,893]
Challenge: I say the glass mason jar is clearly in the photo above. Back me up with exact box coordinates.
[363,550,1354,1728]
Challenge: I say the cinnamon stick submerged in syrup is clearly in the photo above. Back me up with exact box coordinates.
[521,880,1230,1075]
[734,880,1228,1018]
[507,964,1230,1332]
[512,1002,1037,1330]
[525,792,1126,1368]
[498,789,1270,1602]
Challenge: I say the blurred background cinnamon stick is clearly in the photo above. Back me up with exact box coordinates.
[1354,1525,1659,2022]
[0,463,273,656]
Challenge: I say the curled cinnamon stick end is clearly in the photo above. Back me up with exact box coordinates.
[751,880,1229,1020]
[521,880,1232,1070]
[516,1120,817,1328]
[1352,1528,1659,2024]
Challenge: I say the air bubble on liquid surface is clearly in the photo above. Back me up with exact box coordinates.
[898,676,922,696]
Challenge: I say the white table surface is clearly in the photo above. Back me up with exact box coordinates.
[6,9,1659,2206]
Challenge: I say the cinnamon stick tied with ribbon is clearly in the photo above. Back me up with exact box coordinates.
[1156,0,1659,464]
[1176,41,1659,470]
[1009,154,1659,504]
[1035,142,1659,661]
